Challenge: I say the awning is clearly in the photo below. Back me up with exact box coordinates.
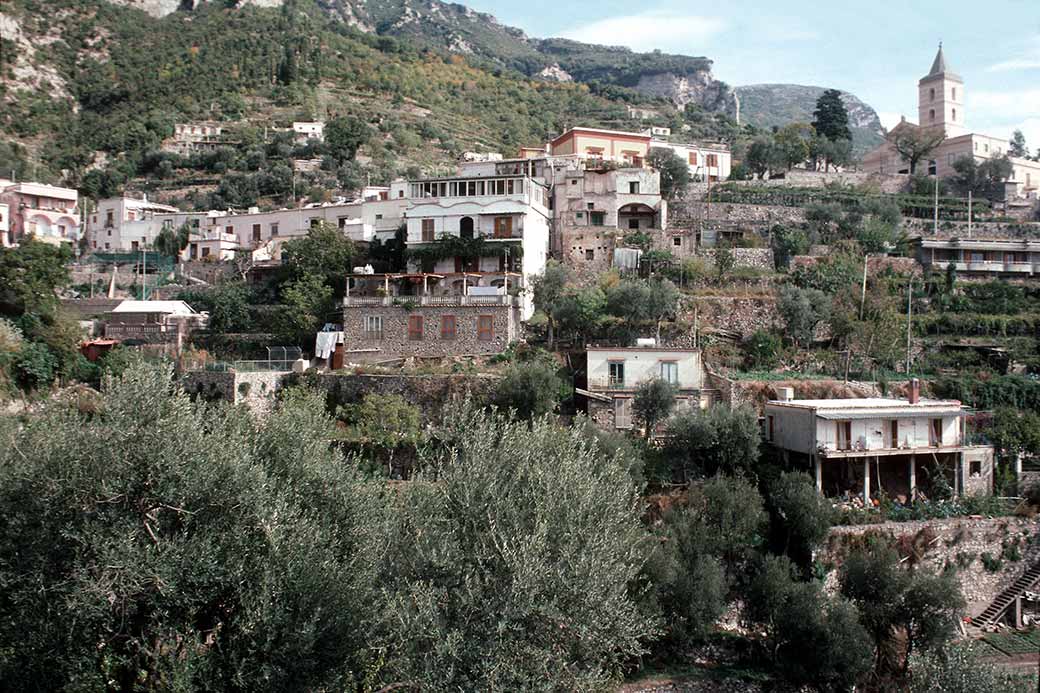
[816,408,963,420]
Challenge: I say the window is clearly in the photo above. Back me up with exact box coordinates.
[570,179,579,186]
[375,214,383,220]
[575,212,584,220]
[930,87,935,102]
[707,154,719,167]
[105,210,114,227]
[929,109,935,123]
[338,217,348,229]
[440,315,457,340]
[421,219,435,242]
[608,361,625,387]
[107,228,111,236]
[890,420,899,448]
[628,181,640,194]
[252,224,261,243]
[952,108,957,122]
[590,211,605,225]
[688,152,698,165]
[614,398,632,429]
[628,219,640,230]
[952,87,957,100]
[363,315,383,339]
[673,236,682,247]
[659,361,678,384]
[587,202,594,210]
[836,421,852,451]
[398,190,404,198]
[309,218,321,228]
[493,216,513,238]
[585,249,595,261]
[270,223,278,237]
[970,460,981,476]
[477,315,494,341]
[408,315,424,341]
[930,418,943,447]
[201,247,211,257]
[131,241,139,251]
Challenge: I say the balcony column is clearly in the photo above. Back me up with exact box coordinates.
[909,454,917,501]
[813,455,822,492]
[422,275,428,296]
[863,458,871,504]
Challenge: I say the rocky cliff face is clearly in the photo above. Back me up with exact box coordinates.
[734,84,885,153]
[634,71,738,119]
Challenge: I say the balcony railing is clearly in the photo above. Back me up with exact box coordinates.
[344,294,517,308]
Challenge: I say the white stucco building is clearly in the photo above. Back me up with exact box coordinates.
[86,195,180,252]
[0,179,80,246]
[649,139,732,182]
[404,174,550,319]
[764,382,994,501]
[582,346,716,433]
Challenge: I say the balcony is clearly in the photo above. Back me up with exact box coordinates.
[343,294,517,308]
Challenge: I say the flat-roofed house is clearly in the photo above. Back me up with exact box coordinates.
[104,300,208,350]
[549,127,651,168]
[764,381,994,502]
[915,237,1040,278]
[582,345,718,433]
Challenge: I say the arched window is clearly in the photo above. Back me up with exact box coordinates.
[952,87,957,100]
[930,88,935,102]
[952,108,957,122]
[459,216,474,239]
[930,109,935,122]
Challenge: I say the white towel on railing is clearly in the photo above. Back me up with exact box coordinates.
[315,331,342,359]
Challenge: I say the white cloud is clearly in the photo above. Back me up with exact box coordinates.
[559,11,727,52]
[987,59,1040,72]
[971,89,1040,118]
[877,111,904,131]
[986,35,1040,72]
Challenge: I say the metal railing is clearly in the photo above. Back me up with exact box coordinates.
[344,294,516,307]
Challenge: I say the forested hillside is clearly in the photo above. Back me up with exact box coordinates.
[0,0,749,207]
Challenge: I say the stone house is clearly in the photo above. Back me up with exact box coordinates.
[580,345,718,433]
[764,381,995,503]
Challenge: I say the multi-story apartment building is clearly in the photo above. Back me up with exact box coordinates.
[339,173,550,361]
[581,345,717,433]
[86,195,180,252]
[0,179,80,246]
[554,165,667,232]
[915,237,1040,278]
[764,381,994,502]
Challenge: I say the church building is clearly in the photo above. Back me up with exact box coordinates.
[861,46,1039,197]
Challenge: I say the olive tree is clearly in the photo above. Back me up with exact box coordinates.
[0,364,386,691]
[377,402,658,691]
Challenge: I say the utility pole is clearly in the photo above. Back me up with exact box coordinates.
[967,190,973,238]
[932,164,939,235]
[859,254,869,320]
[905,278,913,374]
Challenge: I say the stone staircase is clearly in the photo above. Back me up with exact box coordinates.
[972,559,1040,628]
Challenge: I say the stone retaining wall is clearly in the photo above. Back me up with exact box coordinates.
[696,247,774,271]
[679,295,781,339]
[822,516,1040,617]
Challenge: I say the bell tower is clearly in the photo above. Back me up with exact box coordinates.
[918,44,966,138]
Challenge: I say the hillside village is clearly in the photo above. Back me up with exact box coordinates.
[2,1,1040,691]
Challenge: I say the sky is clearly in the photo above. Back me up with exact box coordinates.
[463,0,1040,151]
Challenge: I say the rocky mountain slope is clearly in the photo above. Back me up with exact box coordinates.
[735,84,885,154]
[102,1,881,145]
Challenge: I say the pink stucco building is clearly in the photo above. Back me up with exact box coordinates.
[0,179,80,247]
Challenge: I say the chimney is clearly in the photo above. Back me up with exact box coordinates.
[909,378,920,405]
[775,386,794,402]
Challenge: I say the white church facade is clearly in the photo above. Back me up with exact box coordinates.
[862,46,1040,197]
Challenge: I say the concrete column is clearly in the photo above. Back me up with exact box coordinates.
[814,456,822,493]
[1014,596,1023,629]
[909,455,917,501]
[863,458,871,504]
